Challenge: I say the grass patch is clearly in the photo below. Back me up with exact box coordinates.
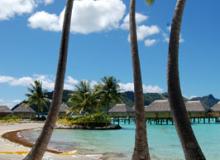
[0,115,21,123]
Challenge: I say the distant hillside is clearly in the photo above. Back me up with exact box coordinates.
[44,90,219,109]
[45,90,73,102]
[45,90,167,107]
[190,94,219,109]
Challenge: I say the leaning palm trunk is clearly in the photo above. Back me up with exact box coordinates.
[23,0,74,160]
[129,0,150,159]
[167,0,205,159]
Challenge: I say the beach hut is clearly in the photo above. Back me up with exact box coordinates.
[211,102,220,111]
[145,100,171,118]
[0,105,12,117]
[185,101,206,118]
[211,102,220,116]
[145,100,206,118]
[59,103,69,117]
[108,103,134,117]
[145,100,170,112]
[12,103,36,119]
[185,101,206,112]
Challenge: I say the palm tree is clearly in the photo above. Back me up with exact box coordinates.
[167,0,205,159]
[95,76,121,112]
[23,0,74,159]
[25,80,49,118]
[68,81,98,114]
[129,0,150,159]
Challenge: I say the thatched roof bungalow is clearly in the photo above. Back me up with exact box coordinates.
[145,100,170,112]
[0,105,12,116]
[185,101,206,112]
[144,100,206,118]
[211,102,220,112]
[12,103,36,119]
[58,103,69,116]
[144,100,171,118]
[145,100,206,112]
[13,103,35,113]
[108,104,134,117]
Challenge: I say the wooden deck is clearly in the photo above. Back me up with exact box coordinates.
[109,111,220,125]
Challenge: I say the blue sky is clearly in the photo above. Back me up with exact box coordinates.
[0,0,219,107]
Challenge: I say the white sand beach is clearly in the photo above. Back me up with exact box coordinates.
[0,122,102,160]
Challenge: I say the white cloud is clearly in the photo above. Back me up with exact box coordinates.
[0,76,14,83]
[120,13,148,30]
[0,75,79,90]
[144,39,157,47]
[119,83,162,93]
[162,26,184,43]
[0,99,22,108]
[188,95,198,99]
[43,0,54,5]
[28,0,126,34]
[121,13,160,43]
[66,76,79,86]
[142,85,163,93]
[0,75,52,89]
[163,33,184,43]
[10,77,34,86]
[0,0,36,20]
[0,75,163,94]
[28,11,60,31]
[136,25,160,41]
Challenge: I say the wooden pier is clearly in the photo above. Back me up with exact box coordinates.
[108,101,220,125]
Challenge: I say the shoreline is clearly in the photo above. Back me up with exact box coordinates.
[0,122,103,160]
[2,129,62,154]
[2,123,122,154]
[56,124,122,130]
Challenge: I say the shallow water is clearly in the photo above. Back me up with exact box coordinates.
[21,121,220,160]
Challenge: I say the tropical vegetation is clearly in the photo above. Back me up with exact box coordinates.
[25,80,49,118]
[0,115,21,123]
[95,76,121,112]
[167,0,205,159]
[12,0,208,160]
[68,81,99,114]
[129,0,150,159]
[23,0,74,159]
[58,112,111,127]
[67,76,121,115]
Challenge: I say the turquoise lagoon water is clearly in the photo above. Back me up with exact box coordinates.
[21,122,220,160]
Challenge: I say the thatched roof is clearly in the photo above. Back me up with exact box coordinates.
[59,103,69,113]
[185,101,206,112]
[145,100,170,112]
[145,100,206,112]
[12,103,35,113]
[211,102,220,111]
[0,105,12,113]
[109,104,134,113]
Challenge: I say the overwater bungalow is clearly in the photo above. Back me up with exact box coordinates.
[185,101,206,118]
[108,103,134,117]
[144,100,206,119]
[145,100,171,118]
[0,105,12,116]
[211,102,220,116]
[12,103,36,119]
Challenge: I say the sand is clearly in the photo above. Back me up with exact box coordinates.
[0,122,102,160]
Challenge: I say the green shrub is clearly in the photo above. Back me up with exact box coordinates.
[58,113,111,127]
[0,115,21,123]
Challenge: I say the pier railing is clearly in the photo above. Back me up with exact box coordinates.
[109,111,220,125]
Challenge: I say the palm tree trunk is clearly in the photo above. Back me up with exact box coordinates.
[23,0,74,159]
[167,0,205,159]
[129,0,150,159]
